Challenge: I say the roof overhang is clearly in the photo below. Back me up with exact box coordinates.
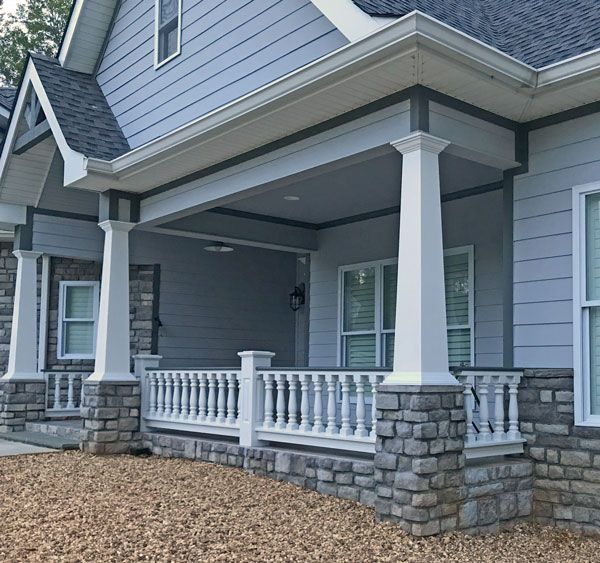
[8,10,600,198]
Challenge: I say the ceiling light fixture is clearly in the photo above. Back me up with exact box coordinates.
[204,242,234,253]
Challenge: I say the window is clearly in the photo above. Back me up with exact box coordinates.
[574,184,600,425]
[57,282,100,359]
[155,0,182,67]
[339,247,474,368]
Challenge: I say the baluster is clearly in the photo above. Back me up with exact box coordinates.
[354,375,368,438]
[507,376,522,440]
[181,373,190,419]
[478,377,491,442]
[340,375,352,437]
[217,373,227,423]
[370,380,379,439]
[53,374,62,410]
[164,373,173,417]
[463,376,476,445]
[287,374,299,431]
[237,376,242,421]
[312,374,324,433]
[172,373,181,418]
[156,373,165,416]
[275,374,287,430]
[326,376,338,435]
[66,374,75,409]
[198,374,208,421]
[207,374,217,422]
[299,374,312,432]
[493,377,506,442]
[263,373,275,428]
[149,372,158,416]
[189,373,198,420]
[227,373,237,424]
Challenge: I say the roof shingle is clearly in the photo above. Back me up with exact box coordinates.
[31,53,130,160]
[352,0,600,68]
[0,88,16,112]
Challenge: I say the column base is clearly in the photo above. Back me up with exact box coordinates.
[2,372,45,382]
[0,380,46,432]
[383,370,460,386]
[80,381,141,454]
[86,372,137,383]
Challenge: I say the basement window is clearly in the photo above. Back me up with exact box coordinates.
[155,0,182,67]
[57,281,99,360]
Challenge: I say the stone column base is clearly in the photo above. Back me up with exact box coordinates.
[81,381,141,454]
[374,385,466,536]
[0,380,46,432]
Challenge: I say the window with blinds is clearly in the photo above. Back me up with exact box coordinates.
[58,282,99,359]
[155,0,182,67]
[340,248,474,368]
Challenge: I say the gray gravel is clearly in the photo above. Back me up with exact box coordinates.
[0,451,598,562]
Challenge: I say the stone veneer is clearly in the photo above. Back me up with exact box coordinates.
[0,381,46,432]
[520,369,600,533]
[374,385,467,536]
[80,382,141,454]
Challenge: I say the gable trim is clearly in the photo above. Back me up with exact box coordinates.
[309,0,383,41]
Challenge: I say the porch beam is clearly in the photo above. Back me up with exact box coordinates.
[385,132,458,386]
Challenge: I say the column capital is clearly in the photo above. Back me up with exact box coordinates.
[98,220,136,234]
[391,132,450,156]
[238,351,276,359]
[12,250,42,260]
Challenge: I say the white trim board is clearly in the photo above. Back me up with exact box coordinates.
[309,0,383,41]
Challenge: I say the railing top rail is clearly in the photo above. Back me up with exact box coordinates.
[451,366,525,374]
[145,367,241,372]
[255,367,393,373]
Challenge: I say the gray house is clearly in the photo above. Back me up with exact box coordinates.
[0,0,599,536]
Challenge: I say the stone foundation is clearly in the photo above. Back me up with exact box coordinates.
[0,380,45,432]
[520,369,600,533]
[374,385,466,536]
[142,433,377,505]
[80,382,141,454]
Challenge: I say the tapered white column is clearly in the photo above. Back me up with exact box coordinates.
[88,220,136,382]
[3,250,42,380]
[385,132,458,386]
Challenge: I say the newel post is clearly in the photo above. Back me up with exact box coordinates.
[134,354,162,432]
[238,351,275,447]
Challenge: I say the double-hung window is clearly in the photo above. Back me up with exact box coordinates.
[57,281,100,360]
[155,0,182,67]
[339,247,474,368]
[574,184,600,425]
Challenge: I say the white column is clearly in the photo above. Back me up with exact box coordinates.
[88,220,136,382]
[238,350,275,447]
[3,250,42,381]
[386,132,458,386]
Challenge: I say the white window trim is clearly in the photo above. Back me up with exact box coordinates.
[154,0,183,69]
[573,181,600,427]
[337,246,475,368]
[57,281,100,360]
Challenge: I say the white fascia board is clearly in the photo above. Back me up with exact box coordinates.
[309,0,382,41]
[84,11,535,184]
[537,47,600,88]
[58,0,84,68]
[0,59,88,193]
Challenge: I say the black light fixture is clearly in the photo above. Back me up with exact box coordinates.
[289,283,306,312]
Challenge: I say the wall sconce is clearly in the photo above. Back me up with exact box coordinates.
[289,283,306,312]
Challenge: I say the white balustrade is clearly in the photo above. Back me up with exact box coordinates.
[45,372,88,416]
[455,370,525,459]
[142,369,242,437]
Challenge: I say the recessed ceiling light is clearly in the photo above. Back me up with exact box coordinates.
[204,242,234,253]
[284,195,300,201]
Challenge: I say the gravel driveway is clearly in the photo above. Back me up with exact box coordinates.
[0,451,598,562]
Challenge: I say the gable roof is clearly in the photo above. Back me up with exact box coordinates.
[352,0,600,68]
[31,53,129,160]
[0,88,16,112]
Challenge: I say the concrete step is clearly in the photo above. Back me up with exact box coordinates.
[0,431,79,451]
[26,420,82,440]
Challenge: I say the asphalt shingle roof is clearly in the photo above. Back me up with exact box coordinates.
[31,53,130,160]
[0,87,16,112]
[352,0,600,68]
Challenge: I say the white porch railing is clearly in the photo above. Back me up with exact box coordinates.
[142,370,242,437]
[139,354,525,459]
[44,372,88,417]
[454,369,525,459]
